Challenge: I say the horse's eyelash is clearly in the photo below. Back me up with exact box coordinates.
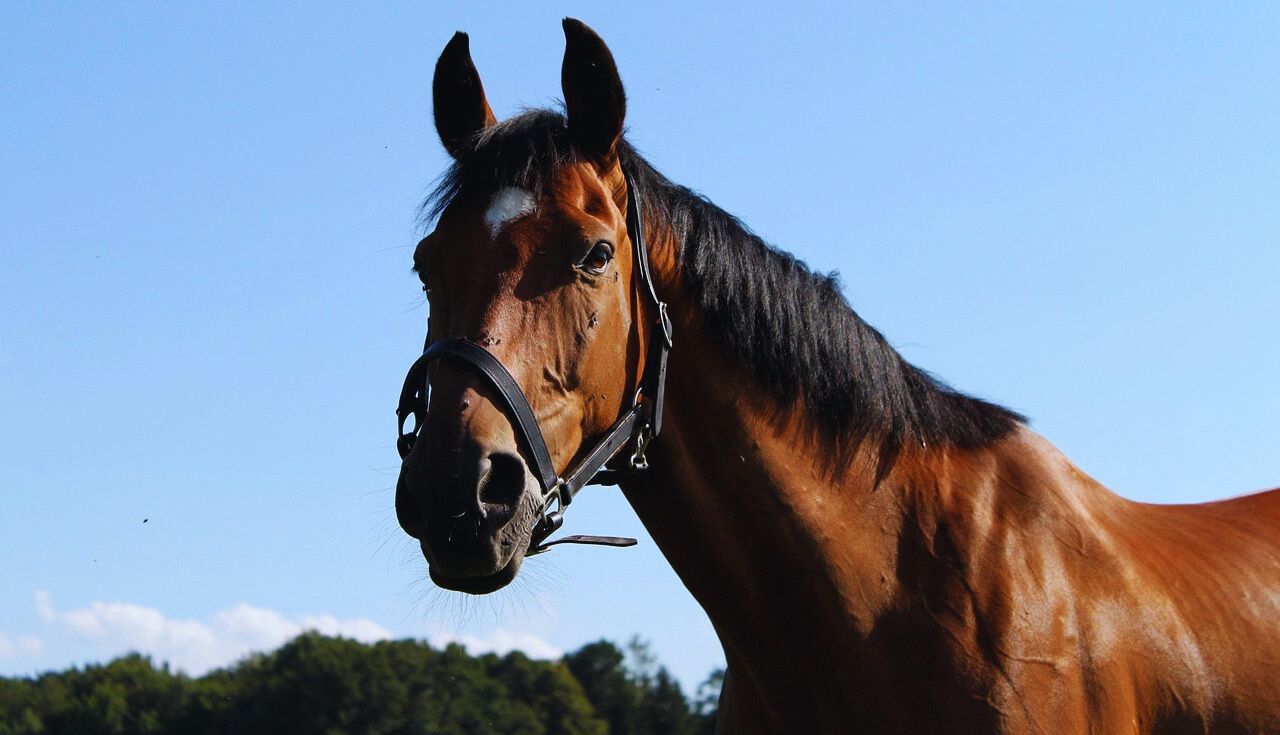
[411,264,431,288]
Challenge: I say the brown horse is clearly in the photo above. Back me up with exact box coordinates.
[395,19,1280,734]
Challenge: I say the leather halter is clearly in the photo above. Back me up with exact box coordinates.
[395,171,672,554]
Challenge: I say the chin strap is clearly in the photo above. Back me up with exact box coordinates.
[395,169,671,555]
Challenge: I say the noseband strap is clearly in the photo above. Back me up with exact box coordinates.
[406,338,561,493]
[395,170,671,553]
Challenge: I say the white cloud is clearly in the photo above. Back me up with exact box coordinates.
[0,634,43,659]
[431,628,562,660]
[34,591,392,675]
[31,591,564,674]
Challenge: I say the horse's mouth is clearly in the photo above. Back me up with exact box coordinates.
[428,555,521,594]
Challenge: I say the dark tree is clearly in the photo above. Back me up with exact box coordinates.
[0,633,717,735]
[564,638,701,735]
[692,668,724,735]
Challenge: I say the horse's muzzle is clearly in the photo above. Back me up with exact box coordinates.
[396,442,535,585]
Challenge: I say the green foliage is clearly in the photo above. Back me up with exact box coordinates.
[564,637,714,735]
[691,669,724,735]
[0,654,192,735]
[0,635,717,735]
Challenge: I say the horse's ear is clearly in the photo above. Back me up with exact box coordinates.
[561,18,626,160]
[433,31,496,158]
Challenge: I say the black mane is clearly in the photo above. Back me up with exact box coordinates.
[425,110,1024,477]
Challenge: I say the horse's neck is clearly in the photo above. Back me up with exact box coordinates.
[624,236,906,637]
[619,275,1111,717]
[625,337,887,611]
[622,304,892,625]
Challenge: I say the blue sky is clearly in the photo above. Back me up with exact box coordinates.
[2,3,1276,691]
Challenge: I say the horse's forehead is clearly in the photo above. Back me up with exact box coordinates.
[474,164,613,235]
[482,187,537,237]
[423,163,615,273]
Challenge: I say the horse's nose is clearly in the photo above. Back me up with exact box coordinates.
[395,446,528,543]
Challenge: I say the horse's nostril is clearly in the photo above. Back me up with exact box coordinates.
[479,451,526,510]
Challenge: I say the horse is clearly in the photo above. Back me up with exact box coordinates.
[393,19,1280,734]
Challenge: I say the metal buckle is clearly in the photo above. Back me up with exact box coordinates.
[629,424,652,471]
[541,477,570,518]
[528,478,570,555]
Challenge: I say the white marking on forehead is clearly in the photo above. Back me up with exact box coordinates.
[484,187,536,236]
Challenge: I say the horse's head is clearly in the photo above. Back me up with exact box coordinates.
[396,20,655,594]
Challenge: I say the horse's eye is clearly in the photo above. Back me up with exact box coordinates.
[577,241,614,275]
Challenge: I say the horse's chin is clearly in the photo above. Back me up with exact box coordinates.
[429,554,523,594]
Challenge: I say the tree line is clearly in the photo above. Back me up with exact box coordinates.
[0,633,721,734]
